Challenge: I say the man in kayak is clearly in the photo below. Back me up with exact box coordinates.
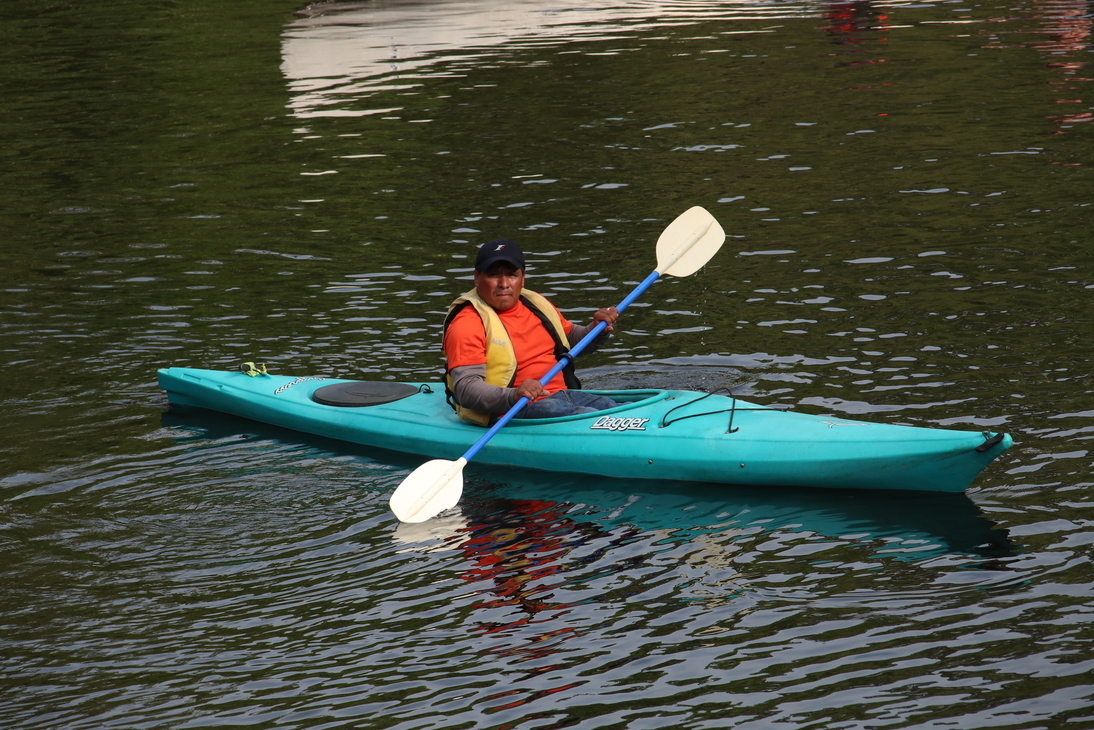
[443,238,620,425]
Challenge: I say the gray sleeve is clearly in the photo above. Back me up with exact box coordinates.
[449,363,520,413]
[568,321,612,352]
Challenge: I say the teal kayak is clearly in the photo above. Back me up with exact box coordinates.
[157,367,1012,493]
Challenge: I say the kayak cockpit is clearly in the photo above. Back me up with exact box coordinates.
[506,389,669,425]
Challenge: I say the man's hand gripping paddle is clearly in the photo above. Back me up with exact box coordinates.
[389,206,726,523]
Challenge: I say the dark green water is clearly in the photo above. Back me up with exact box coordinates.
[2,0,1092,728]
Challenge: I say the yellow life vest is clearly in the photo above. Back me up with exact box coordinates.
[443,289,576,426]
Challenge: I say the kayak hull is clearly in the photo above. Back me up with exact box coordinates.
[157,367,1012,493]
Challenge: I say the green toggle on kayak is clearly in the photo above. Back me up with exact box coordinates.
[157,367,1012,494]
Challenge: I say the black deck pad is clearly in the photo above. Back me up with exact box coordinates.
[311,381,421,407]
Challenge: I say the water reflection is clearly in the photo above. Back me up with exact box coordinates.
[453,503,613,674]
[470,469,1016,561]
[824,0,890,67]
[167,404,1014,566]
[384,474,1018,702]
[282,0,828,119]
[1034,0,1093,131]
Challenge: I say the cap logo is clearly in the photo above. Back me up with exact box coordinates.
[495,244,506,251]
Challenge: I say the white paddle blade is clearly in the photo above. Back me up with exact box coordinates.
[389,457,466,523]
[655,206,725,278]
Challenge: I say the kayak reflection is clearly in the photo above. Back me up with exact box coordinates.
[388,476,1016,671]
[456,465,1016,565]
[162,407,1014,564]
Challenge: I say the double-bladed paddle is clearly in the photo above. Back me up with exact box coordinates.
[389,206,726,523]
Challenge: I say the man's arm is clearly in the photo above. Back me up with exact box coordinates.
[567,306,619,349]
[449,365,548,412]
[449,364,516,411]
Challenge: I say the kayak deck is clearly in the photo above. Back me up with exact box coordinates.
[157,367,1013,493]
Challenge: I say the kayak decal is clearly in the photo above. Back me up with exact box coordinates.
[591,416,650,432]
[274,376,327,395]
[820,420,869,428]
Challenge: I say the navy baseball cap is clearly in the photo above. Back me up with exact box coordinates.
[475,239,525,272]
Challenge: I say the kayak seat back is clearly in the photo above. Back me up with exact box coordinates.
[312,381,426,407]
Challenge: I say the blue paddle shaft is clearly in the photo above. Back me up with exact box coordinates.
[461,270,662,462]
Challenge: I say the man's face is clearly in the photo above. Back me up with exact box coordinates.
[473,262,524,311]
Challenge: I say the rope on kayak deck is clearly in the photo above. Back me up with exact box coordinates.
[660,389,793,433]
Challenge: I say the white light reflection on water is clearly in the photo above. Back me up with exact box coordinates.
[281,0,829,118]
